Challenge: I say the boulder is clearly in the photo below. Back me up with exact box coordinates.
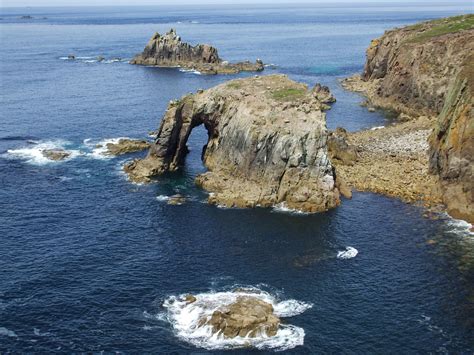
[328,127,358,165]
[201,296,280,338]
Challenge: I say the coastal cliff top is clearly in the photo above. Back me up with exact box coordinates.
[382,14,474,43]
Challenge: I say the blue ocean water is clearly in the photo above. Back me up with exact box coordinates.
[1,3,473,353]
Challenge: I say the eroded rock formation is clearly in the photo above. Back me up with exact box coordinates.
[125,74,340,212]
[130,29,264,75]
[103,138,150,156]
[41,149,71,161]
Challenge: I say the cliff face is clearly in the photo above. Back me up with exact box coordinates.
[342,15,474,223]
[125,75,340,212]
[130,29,264,74]
[429,56,474,223]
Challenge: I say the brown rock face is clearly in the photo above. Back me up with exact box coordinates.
[105,139,150,156]
[125,74,340,212]
[429,56,474,223]
[202,296,280,338]
[130,29,264,75]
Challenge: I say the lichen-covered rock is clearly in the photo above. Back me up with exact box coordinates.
[125,74,340,212]
[200,296,280,338]
[328,127,358,166]
[429,55,474,223]
[130,29,264,75]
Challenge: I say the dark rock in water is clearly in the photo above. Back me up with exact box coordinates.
[96,56,105,62]
[20,15,33,20]
[200,296,280,338]
[41,149,70,161]
[124,74,340,213]
[184,294,197,304]
[68,55,75,60]
[130,28,264,75]
[105,139,150,156]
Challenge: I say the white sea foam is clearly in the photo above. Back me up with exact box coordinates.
[272,203,309,215]
[444,214,473,236]
[0,327,17,337]
[83,137,131,159]
[156,195,171,202]
[5,140,81,165]
[178,68,202,75]
[337,246,358,259]
[370,126,385,130]
[161,287,311,351]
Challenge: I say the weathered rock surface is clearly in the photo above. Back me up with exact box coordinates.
[104,139,150,156]
[130,29,264,75]
[200,296,280,338]
[125,74,340,212]
[342,15,474,117]
[41,149,71,161]
[342,15,473,221]
[429,55,474,223]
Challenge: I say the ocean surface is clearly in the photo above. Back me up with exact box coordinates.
[1,2,473,353]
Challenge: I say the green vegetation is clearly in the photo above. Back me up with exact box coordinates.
[271,87,306,101]
[409,14,474,43]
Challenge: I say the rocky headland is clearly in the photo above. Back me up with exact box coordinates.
[125,74,341,212]
[130,29,264,75]
[342,15,473,222]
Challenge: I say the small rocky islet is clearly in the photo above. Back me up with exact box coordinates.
[130,28,264,74]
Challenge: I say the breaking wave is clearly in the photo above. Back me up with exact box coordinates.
[337,246,358,259]
[272,203,310,215]
[156,287,312,351]
[83,137,131,159]
[444,214,473,237]
[178,68,202,75]
[5,140,81,165]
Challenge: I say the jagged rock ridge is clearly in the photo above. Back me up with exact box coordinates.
[125,74,340,212]
[130,29,264,75]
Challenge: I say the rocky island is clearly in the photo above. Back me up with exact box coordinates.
[130,29,264,74]
[342,14,473,223]
[125,74,342,212]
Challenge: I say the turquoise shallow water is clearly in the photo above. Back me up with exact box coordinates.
[1,3,473,353]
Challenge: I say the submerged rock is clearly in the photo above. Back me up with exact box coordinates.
[167,194,187,205]
[130,29,264,75]
[200,296,280,338]
[41,149,71,161]
[125,74,340,213]
[105,139,150,156]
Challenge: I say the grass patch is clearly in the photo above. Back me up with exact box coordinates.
[408,14,474,43]
[271,88,306,101]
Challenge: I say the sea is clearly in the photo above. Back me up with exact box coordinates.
[1,2,473,353]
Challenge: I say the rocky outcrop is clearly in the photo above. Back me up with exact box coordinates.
[103,138,150,156]
[125,74,340,212]
[342,15,474,117]
[429,56,474,223]
[200,296,280,338]
[41,149,70,161]
[130,29,264,75]
[342,15,473,222]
